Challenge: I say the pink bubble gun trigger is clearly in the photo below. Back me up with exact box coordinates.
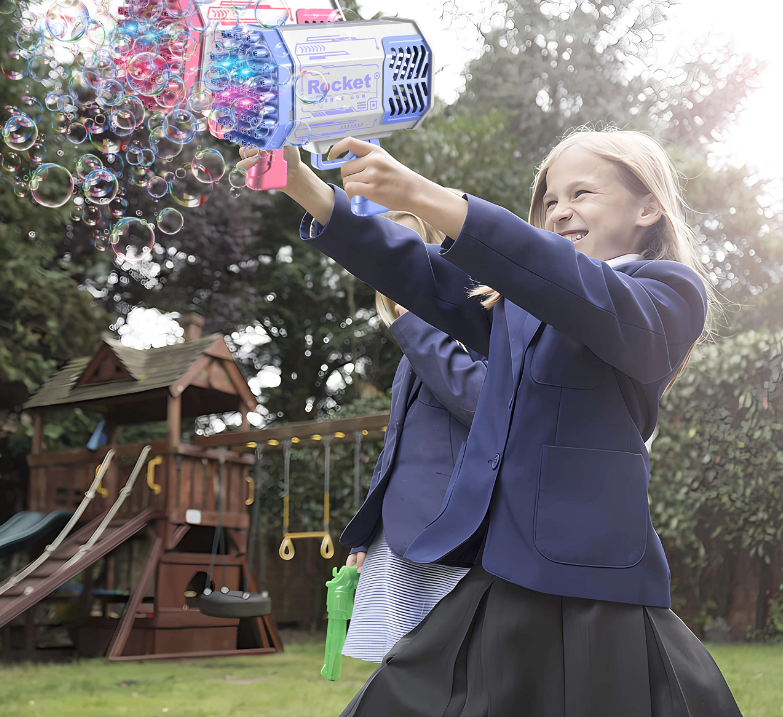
[311,139,389,217]
[244,149,288,191]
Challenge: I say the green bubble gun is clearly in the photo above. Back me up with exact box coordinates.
[321,564,360,681]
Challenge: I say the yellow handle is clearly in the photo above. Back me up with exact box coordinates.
[146,456,163,495]
[279,537,295,560]
[320,533,334,560]
[95,466,108,499]
[245,476,254,506]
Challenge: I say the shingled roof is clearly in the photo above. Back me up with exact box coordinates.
[23,333,252,412]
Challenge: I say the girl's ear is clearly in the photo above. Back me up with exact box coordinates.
[637,193,662,228]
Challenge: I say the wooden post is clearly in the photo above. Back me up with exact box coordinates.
[31,411,44,454]
[29,411,45,511]
[106,526,164,660]
[164,394,181,511]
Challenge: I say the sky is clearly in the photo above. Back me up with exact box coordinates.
[353,0,783,179]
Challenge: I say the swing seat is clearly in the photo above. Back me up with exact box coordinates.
[199,586,272,619]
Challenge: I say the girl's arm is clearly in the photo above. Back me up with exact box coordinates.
[433,194,708,384]
[289,169,492,356]
[389,312,486,428]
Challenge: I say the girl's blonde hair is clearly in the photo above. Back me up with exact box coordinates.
[375,193,462,328]
[469,128,719,388]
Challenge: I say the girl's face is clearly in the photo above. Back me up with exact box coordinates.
[542,145,661,261]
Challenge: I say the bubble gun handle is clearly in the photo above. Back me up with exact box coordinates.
[245,149,288,191]
[311,139,389,217]
[321,564,359,681]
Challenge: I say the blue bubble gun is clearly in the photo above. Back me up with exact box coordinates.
[192,8,433,216]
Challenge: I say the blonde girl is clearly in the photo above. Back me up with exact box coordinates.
[282,128,741,717]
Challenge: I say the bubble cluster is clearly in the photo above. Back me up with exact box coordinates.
[2,0,326,270]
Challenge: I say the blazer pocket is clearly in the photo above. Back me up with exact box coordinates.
[533,445,648,568]
[530,329,604,390]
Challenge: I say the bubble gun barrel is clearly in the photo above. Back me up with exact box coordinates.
[321,564,359,681]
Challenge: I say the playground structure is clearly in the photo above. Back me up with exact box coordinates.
[0,318,281,660]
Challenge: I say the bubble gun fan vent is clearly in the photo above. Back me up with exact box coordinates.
[381,36,430,124]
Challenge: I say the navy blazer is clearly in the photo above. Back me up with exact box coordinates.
[341,310,486,556]
[302,186,707,608]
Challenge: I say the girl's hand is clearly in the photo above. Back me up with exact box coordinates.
[346,551,366,574]
[394,304,409,319]
[328,137,426,212]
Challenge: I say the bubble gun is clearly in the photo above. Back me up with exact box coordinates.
[321,564,359,681]
[187,3,433,215]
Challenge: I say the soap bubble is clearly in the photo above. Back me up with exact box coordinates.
[96,79,124,106]
[28,142,46,163]
[65,123,86,146]
[16,27,43,53]
[83,167,118,204]
[30,163,74,207]
[45,0,91,44]
[126,53,169,96]
[109,195,128,217]
[149,125,183,161]
[187,83,213,114]
[228,166,246,188]
[254,0,289,28]
[69,71,99,106]
[3,114,38,151]
[137,148,155,167]
[110,96,145,132]
[94,233,107,251]
[156,74,186,109]
[132,33,159,55]
[295,69,329,105]
[1,49,29,81]
[76,153,103,179]
[50,112,70,134]
[168,28,197,58]
[19,96,44,124]
[69,204,82,222]
[157,206,183,234]
[169,162,212,207]
[82,203,100,224]
[165,0,191,18]
[83,51,116,88]
[0,0,17,15]
[204,65,230,91]
[104,153,124,177]
[90,128,124,155]
[164,108,197,144]
[192,148,225,183]
[229,186,242,199]
[147,174,167,198]
[1,151,21,173]
[111,216,155,262]
[14,179,29,197]
[87,13,118,45]
[284,119,311,147]
[244,43,271,72]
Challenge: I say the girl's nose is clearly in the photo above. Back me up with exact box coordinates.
[549,204,573,227]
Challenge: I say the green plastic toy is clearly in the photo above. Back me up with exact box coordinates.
[321,564,360,681]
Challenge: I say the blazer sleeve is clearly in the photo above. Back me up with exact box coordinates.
[438,195,708,384]
[389,311,487,428]
[300,184,493,357]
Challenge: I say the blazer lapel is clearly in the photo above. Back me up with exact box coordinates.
[505,300,542,385]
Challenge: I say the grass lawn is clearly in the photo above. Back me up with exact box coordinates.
[0,640,781,716]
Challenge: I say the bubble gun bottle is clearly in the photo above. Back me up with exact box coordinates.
[321,564,359,681]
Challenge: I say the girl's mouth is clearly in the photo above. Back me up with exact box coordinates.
[560,231,589,243]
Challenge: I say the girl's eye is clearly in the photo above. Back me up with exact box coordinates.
[574,190,590,198]
[545,200,557,209]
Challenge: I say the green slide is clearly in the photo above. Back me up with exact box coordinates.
[0,511,74,558]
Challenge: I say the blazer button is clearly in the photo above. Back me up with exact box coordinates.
[490,453,500,470]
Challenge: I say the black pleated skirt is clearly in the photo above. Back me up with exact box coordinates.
[340,566,743,717]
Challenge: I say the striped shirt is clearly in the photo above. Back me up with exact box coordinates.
[343,525,469,663]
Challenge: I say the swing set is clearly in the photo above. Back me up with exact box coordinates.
[194,413,390,566]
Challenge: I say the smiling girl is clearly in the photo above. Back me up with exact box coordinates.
[280,128,740,716]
